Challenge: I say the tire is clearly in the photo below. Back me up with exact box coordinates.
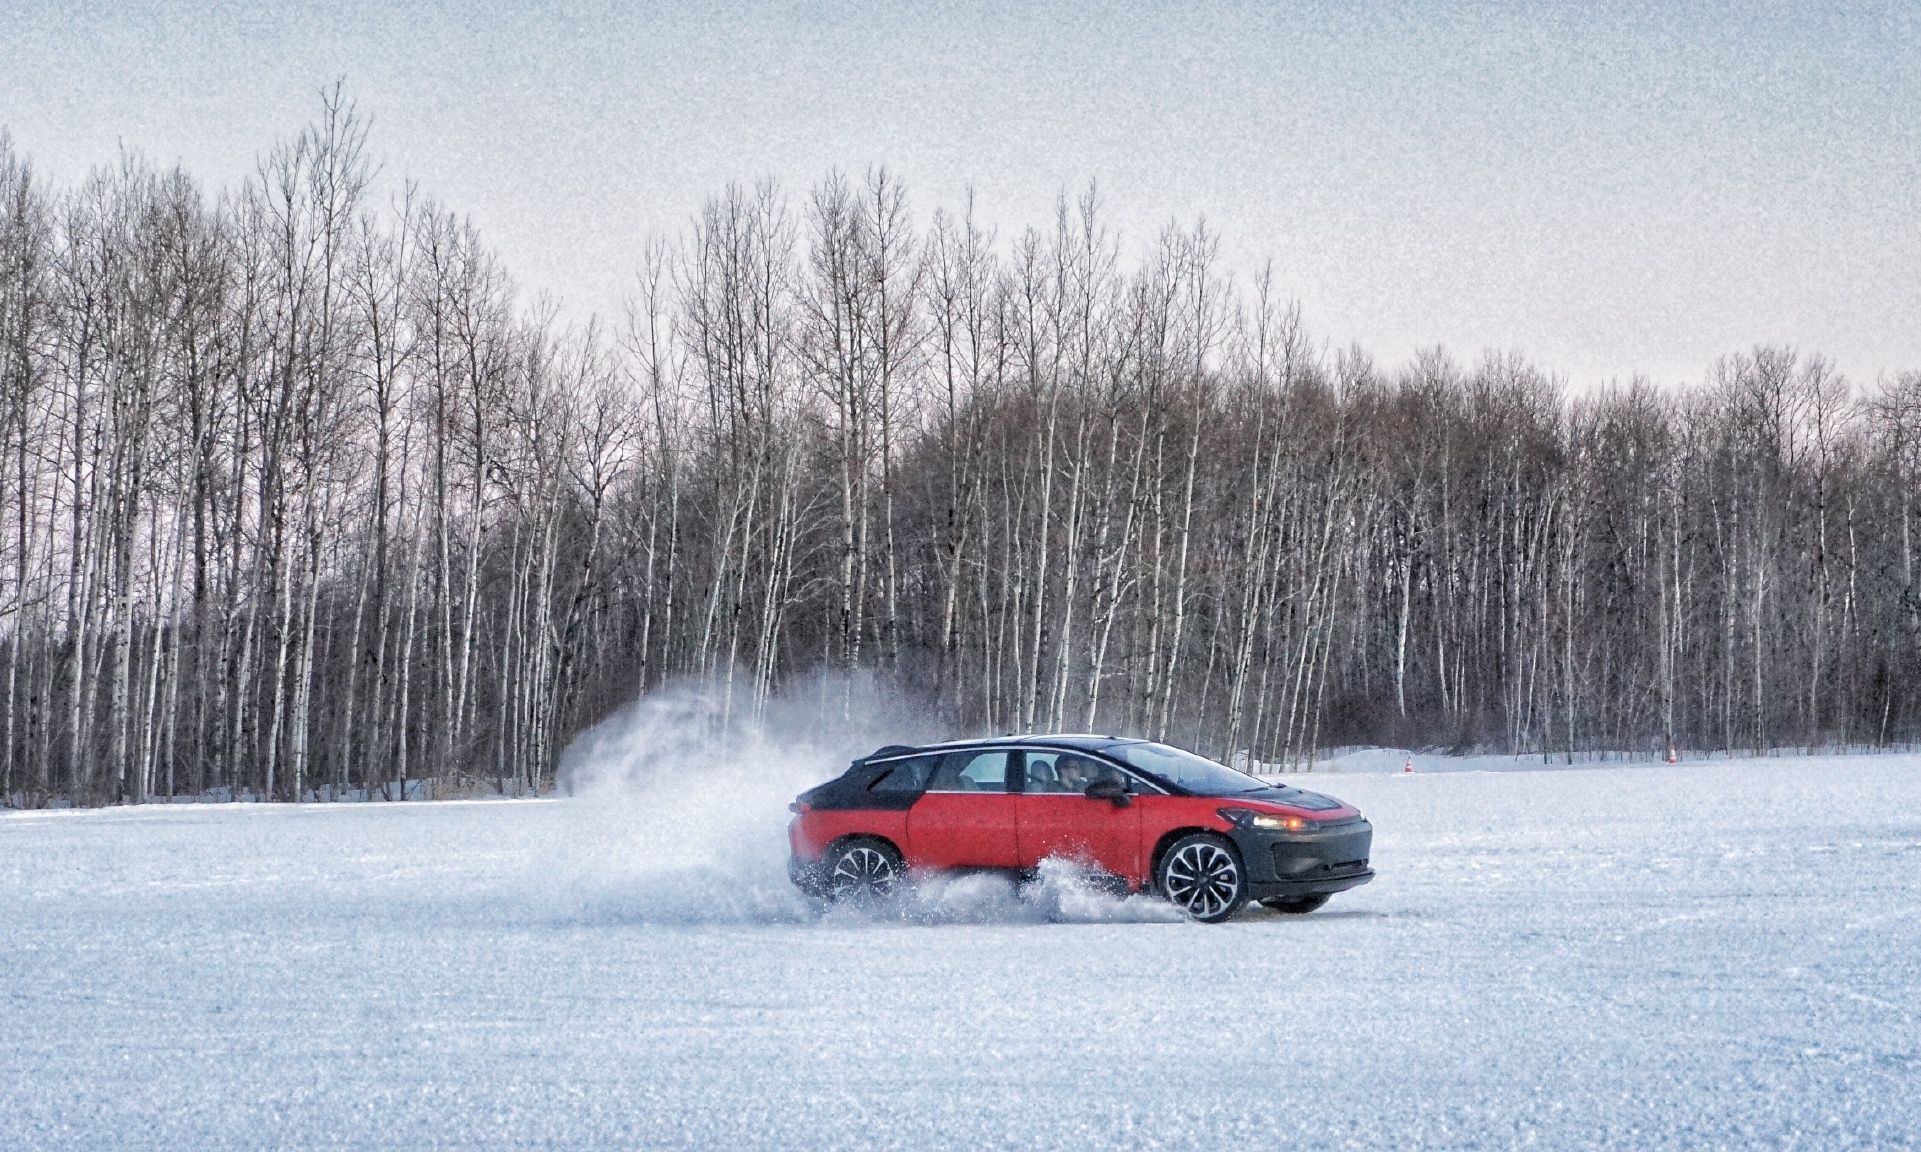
[1260,894,1330,915]
[1156,833,1248,923]
[821,837,905,903]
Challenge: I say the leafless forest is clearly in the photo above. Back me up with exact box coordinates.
[3,99,1920,805]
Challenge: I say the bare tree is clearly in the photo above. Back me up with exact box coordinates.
[8,100,1921,810]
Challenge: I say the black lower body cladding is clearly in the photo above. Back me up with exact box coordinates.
[1230,817,1375,902]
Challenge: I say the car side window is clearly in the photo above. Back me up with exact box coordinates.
[1023,750,1112,794]
[869,755,938,794]
[927,750,1010,793]
[1023,751,1069,793]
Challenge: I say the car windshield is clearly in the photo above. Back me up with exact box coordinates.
[1108,741,1266,795]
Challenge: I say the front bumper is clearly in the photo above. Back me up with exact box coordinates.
[1228,816,1375,901]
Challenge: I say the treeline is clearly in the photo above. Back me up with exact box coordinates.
[3,97,1920,805]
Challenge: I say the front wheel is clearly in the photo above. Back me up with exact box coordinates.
[1157,833,1247,923]
[1260,894,1329,914]
[822,837,905,902]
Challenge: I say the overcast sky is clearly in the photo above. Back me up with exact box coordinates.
[4,0,1916,387]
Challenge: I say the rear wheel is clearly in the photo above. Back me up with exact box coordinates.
[1157,833,1247,923]
[822,837,904,903]
[1260,894,1330,914]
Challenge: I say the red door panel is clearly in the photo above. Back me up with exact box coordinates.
[1015,794,1141,881]
[907,794,1021,870]
[1014,749,1143,883]
[905,749,1018,870]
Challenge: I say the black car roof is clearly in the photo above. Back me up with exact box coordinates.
[861,733,1144,761]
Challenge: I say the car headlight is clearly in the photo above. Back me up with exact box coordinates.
[1217,807,1314,833]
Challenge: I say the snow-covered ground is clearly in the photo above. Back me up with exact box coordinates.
[4,755,1919,1150]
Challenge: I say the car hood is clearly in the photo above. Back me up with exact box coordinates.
[1226,785,1360,821]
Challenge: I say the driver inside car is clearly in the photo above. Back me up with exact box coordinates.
[1055,754,1099,793]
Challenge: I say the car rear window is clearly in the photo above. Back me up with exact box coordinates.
[869,755,938,794]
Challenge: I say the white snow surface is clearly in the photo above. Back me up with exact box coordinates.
[4,755,1920,1150]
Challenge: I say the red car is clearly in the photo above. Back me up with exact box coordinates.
[787,735,1373,922]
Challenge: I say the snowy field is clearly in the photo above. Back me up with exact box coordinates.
[4,754,1920,1150]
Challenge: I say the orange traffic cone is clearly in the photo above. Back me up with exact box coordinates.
[1403,754,1413,774]
[1666,743,1678,765]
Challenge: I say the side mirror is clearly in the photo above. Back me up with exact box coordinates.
[1085,776,1131,806]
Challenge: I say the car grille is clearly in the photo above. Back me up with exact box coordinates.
[1273,848,1370,877]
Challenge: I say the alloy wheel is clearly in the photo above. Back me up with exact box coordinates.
[1163,840,1242,920]
[828,843,899,899]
